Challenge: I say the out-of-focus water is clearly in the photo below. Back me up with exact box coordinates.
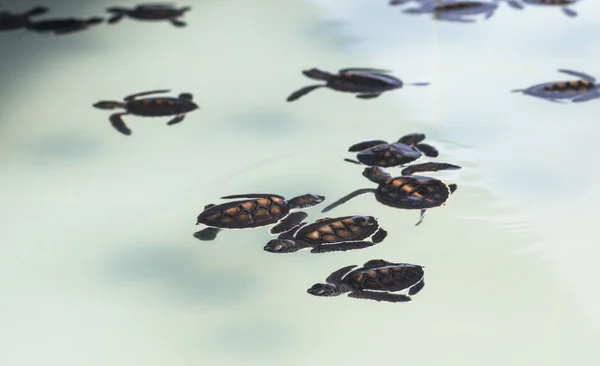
[1,0,599,365]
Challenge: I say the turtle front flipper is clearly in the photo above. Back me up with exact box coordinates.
[220,193,284,199]
[321,189,375,213]
[277,222,307,240]
[106,7,128,24]
[572,90,600,103]
[356,93,381,99]
[270,211,308,235]
[310,241,376,254]
[414,143,439,157]
[24,6,49,17]
[348,140,388,152]
[286,85,324,102]
[166,114,185,125]
[449,184,458,194]
[397,133,426,145]
[557,69,595,82]
[325,265,357,283]
[123,89,171,101]
[170,19,186,27]
[193,227,221,241]
[339,68,392,74]
[409,279,425,296]
[415,209,427,226]
[348,290,411,303]
[401,162,461,176]
[562,7,577,18]
[110,113,132,135]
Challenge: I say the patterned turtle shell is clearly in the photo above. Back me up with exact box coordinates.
[197,195,291,229]
[343,260,425,293]
[294,216,381,245]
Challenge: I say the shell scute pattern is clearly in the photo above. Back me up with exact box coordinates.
[202,197,288,228]
[297,216,376,244]
[347,265,424,292]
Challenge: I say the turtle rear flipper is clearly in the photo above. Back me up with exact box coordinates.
[562,7,577,17]
[193,227,221,241]
[348,291,411,303]
[167,114,185,125]
[310,241,376,254]
[572,90,600,103]
[505,0,524,10]
[371,228,388,244]
[356,93,381,99]
[449,184,458,194]
[270,211,307,235]
[321,189,375,213]
[415,143,438,157]
[408,279,425,296]
[348,140,388,152]
[415,209,427,226]
[401,162,461,176]
[110,113,132,135]
[107,13,125,24]
[170,19,186,27]
[286,85,324,102]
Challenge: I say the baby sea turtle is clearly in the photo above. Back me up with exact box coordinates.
[512,69,600,103]
[307,259,425,303]
[505,0,579,17]
[26,17,104,35]
[344,133,439,168]
[0,5,48,31]
[194,193,326,241]
[403,0,499,23]
[321,163,460,226]
[286,67,430,102]
[106,3,191,27]
[93,89,199,135]
[264,215,388,254]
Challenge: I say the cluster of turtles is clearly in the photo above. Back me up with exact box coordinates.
[5,1,598,303]
[0,3,190,35]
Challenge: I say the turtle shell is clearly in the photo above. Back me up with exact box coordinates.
[375,175,451,209]
[356,143,422,167]
[126,97,197,117]
[197,196,290,229]
[294,216,379,245]
[344,262,424,293]
[329,73,402,93]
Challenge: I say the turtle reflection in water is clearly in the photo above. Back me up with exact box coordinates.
[512,69,600,103]
[194,193,325,241]
[93,89,199,135]
[106,3,191,27]
[345,133,439,168]
[403,0,500,23]
[286,68,429,102]
[264,215,387,254]
[505,0,580,18]
[322,163,460,226]
[26,17,103,35]
[0,5,48,31]
[308,260,425,303]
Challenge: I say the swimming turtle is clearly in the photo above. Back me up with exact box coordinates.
[403,0,500,23]
[0,5,48,31]
[194,193,326,241]
[307,259,425,303]
[106,3,191,27]
[505,0,579,17]
[321,162,460,226]
[344,133,439,168]
[264,215,388,254]
[512,69,599,103]
[286,67,430,102]
[26,17,104,35]
[93,89,199,135]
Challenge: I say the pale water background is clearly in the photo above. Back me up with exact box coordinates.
[1,0,599,365]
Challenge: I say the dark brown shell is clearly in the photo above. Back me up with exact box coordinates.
[344,263,424,292]
[126,97,197,117]
[294,216,378,244]
[197,196,290,229]
[543,79,594,92]
[356,143,422,167]
[375,175,451,209]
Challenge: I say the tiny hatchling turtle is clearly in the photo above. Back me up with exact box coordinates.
[403,0,499,23]
[106,3,191,27]
[264,215,387,254]
[194,193,325,241]
[0,5,48,31]
[307,259,425,303]
[512,69,600,103]
[26,17,103,35]
[505,0,579,18]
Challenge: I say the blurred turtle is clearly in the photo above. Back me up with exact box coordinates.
[512,69,600,103]
[26,17,104,35]
[0,5,48,31]
[194,193,325,241]
[287,67,429,102]
[321,163,461,226]
[264,215,387,254]
[344,133,439,168]
[505,0,579,18]
[307,259,425,303]
[93,89,199,135]
[106,3,191,27]
[403,0,500,23]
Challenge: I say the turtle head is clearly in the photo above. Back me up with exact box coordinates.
[363,166,391,184]
[302,68,332,81]
[288,194,325,209]
[93,101,124,110]
[264,239,299,253]
[307,283,343,297]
